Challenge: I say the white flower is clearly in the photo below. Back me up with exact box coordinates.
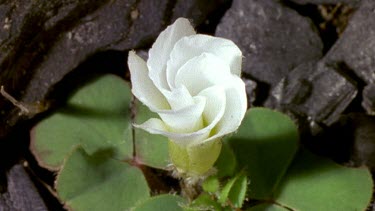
[128,18,247,148]
[128,18,247,176]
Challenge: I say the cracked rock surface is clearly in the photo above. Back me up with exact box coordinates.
[216,0,323,89]
[324,0,375,85]
[290,0,360,5]
[0,0,226,139]
[0,164,47,211]
[266,61,357,134]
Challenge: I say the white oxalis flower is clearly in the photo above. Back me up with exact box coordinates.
[128,18,247,148]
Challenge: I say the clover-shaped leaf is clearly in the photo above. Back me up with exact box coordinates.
[215,140,237,178]
[133,100,169,169]
[29,75,373,211]
[247,203,288,211]
[225,107,299,199]
[31,75,133,170]
[132,194,186,211]
[186,193,222,211]
[56,147,149,210]
[30,75,171,210]
[273,149,373,211]
[225,107,373,210]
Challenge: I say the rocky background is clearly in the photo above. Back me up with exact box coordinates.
[0,0,374,210]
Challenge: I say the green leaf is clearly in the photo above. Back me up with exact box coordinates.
[186,193,222,211]
[225,107,299,199]
[218,171,247,207]
[56,147,150,211]
[215,141,237,178]
[247,203,289,211]
[133,100,169,169]
[133,194,186,211]
[202,176,220,193]
[219,175,237,205]
[31,75,133,170]
[228,172,247,208]
[274,149,373,211]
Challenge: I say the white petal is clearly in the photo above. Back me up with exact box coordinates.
[137,87,227,147]
[204,76,247,143]
[135,118,210,147]
[163,85,194,110]
[197,86,226,128]
[158,96,205,133]
[148,18,196,90]
[175,53,231,96]
[136,118,169,132]
[139,80,246,147]
[128,51,170,111]
[166,34,242,88]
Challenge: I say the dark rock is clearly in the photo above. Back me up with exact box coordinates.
[173,0,228,22]
[18,0,159,104]
[318,113,375,169]
[266,0,375,135]
[0,0,135,138]
[267,61,357,133]
[324,0,375,85]
[215,0,323,90]
[114,0,169,50]
[289,0,361,5]
[348,114,375,170]
[362,84,375,115]
[0,0,226,139]
[243,78,257,107]
[172,0,231,33]
[0,164,47,211]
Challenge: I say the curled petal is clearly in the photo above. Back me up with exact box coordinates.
[166,34,242,88]
[175,53,231,96]
[136,118,169,132]
[163,85,194,110]
[158,96,206,133]
[128,51,170,111]
[135,118,210,147]
[136,86,227,147]
[205,76,247,143]
[148,18,196,90]
[197,86,226,129]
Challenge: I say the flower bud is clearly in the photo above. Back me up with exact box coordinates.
[168,139,222,177]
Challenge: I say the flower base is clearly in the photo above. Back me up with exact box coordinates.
[168,139,222,178]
